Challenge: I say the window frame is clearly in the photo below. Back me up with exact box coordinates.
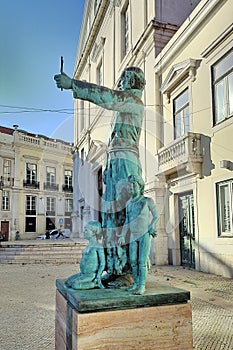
[46,197,56,215]
[97,59,103,86]
[121,2,130,60]
[212,49,233,125]
[64,170,72,188]
[3,159,11,179]
[173,88,190,139]
[26,195,36,215]
[2,190,10,211]
[46,166,56,185]
[26,162,37,184]
[65,198,73,214]
[216,179,233,237]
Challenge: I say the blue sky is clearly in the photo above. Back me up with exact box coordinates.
[0,0,85,142]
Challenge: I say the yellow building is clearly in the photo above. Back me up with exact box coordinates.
[154,0,233,277]
[0,125,73,240]
[72,0,201,265]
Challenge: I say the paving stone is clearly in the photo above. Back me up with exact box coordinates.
[0,263,232,349]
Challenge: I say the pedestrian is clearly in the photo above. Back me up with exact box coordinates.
[56,226,65,239]
[15,231,20,241]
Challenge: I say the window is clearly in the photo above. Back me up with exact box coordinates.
[64,170,72,188]
[2,191,10,211]
[122,3,130,58]
[97,60,103,86]
[94,0,101,14]
[46,197,56,215]
[173,89,190,139]
[26,196,36,215]
[26,163,37,184]
[46,166,56,185]
[216,179,233,237]
[81,148,85,166]
[212,50,233,124]
[3,159,11,179]
[80,100,85,133]
[65,198,73,214]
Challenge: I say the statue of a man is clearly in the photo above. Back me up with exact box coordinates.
[54,67,146,280]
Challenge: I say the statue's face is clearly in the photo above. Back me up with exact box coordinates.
[117,70,133,91]
[129,181,141,197]
[84,225,93,240]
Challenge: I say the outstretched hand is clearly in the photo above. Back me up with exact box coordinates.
[54,72,72,90]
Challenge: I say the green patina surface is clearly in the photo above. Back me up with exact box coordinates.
[56,276,190,313]
[54,67,161,293]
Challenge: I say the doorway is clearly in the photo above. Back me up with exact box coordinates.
[178,192,195,268]
[1,221,9,241]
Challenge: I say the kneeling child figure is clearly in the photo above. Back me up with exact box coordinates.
[65,221,105,290]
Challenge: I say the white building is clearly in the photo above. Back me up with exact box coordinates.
[154,0,233,277]
[71,0,201,266]
[0,125,73,240]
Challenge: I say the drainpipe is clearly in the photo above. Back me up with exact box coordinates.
[155,72,162,151]
[142,50,147,182]
[113,1,116,84]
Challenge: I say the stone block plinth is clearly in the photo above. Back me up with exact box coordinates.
[55,277,193,350]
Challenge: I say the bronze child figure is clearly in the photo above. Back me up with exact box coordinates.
[65,221,105,290]
[119,175,159,295]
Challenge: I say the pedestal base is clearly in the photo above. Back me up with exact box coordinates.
[55,277,193,350]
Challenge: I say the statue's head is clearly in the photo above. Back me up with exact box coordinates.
[117,67,146,91]
[128,174,145,195]
[85,220,102,239]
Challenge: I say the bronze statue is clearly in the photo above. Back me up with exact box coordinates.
[54,66,159,291]
[65,221,105,289]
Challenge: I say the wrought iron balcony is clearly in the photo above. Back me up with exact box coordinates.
[2,177,14,187]
[23,180,40,189]
[157,132,204,177]
[43,182,59,191]
[62,184,73,192]
[26,209,36,215]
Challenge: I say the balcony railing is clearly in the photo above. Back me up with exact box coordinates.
[157,132,203,177]
[44,183,59,191]
[23,180,40,189]
[26,210,36,215]
[62,184,73,192]
[2,177,14,187]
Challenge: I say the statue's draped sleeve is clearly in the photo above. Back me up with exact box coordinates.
[72,80,143,114]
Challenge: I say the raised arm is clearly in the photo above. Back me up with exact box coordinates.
[54,72,143,114]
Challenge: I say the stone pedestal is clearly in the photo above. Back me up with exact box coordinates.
[55,277,193,350]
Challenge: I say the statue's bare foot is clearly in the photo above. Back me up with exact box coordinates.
[127,283,138,291]
[134,286,145,295]
[97,282,105,289]
[65,273,80,288]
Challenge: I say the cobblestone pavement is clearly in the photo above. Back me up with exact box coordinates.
[150,266,233,350]
[0,264,232,350]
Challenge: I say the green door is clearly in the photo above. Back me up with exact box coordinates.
[179,192,195,268]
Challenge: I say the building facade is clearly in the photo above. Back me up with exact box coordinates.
[72,0,201,265]
[154,0,233,277]
[0,126,73,240]
[72,0,233,277]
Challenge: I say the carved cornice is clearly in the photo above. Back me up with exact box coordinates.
[161,59,201,103]
[74,0,109,78]
[86,140,107,163]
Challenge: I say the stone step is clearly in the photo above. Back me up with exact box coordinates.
[0,240,87,265]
